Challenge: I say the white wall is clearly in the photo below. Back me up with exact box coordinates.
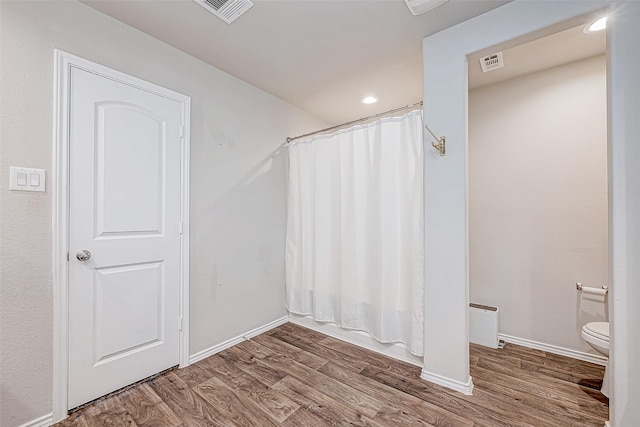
[608,3,640,425]
[422,0,606,394]
[469,56,608,356]
[423,1,640,424]
[0,1,324,425]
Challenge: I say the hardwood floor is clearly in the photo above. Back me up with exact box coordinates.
[55,322,608,426]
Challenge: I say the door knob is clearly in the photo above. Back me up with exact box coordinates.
[76,250,92,261]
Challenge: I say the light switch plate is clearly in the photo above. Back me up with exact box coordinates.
[10,167,46,192]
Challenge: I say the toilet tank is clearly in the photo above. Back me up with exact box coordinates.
[469,303,499,349]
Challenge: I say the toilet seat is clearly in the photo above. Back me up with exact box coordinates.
[581,321,609,397]
[581,321,610,357]
[583,322,609,341]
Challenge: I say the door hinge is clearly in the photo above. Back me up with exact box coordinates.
[66,252,69,262]
[179,124,185,138]
[178,317,183,331]
[179,221,184,235]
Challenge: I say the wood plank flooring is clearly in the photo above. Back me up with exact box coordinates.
[55,322,608,426]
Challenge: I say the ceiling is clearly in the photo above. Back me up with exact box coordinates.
[468,23,606,90]
[80,0,510,125]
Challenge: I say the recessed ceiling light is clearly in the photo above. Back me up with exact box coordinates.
[584,17,607,34]
[361,96,378,104]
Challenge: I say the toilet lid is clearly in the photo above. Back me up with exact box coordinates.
[584,322,609,340]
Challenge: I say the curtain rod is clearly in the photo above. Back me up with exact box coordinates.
[286,101,423,143]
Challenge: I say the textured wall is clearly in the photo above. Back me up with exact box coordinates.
[0,1,324,425]
[608,3,640,425]
[469,55,608,354]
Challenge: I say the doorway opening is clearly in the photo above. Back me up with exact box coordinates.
[466,15,609,420]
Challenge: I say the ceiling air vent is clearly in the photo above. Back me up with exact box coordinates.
[480,52,505,73]
[404,0,450,16]
[194,0,254,24]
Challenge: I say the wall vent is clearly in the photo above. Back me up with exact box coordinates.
[480,52,505,73]
[404,0,450,16]
[194,0,254,24]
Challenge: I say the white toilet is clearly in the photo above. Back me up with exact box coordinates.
[581,321,610,397]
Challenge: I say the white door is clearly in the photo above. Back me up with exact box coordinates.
[68,66,184,409]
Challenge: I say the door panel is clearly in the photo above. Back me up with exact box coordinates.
[93,261,164,365]
[95,102,165,236]
[68,67,183,409]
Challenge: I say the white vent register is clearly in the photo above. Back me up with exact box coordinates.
[404,0,450,15]
[480,51,505,73]
[195,0,254,24]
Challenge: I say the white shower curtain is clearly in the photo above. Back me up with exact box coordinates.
[286,109,425,356]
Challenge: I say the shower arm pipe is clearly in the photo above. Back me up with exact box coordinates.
[285,101,424,144]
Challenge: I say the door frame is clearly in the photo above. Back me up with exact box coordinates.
[421,0,624,424]
[52,50,191,422]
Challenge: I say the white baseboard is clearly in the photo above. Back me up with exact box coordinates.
[288,314,423,367]
[188,316,288,365]
[498,333,608,366]
[421,370,474,395]
[17,413,54,427]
